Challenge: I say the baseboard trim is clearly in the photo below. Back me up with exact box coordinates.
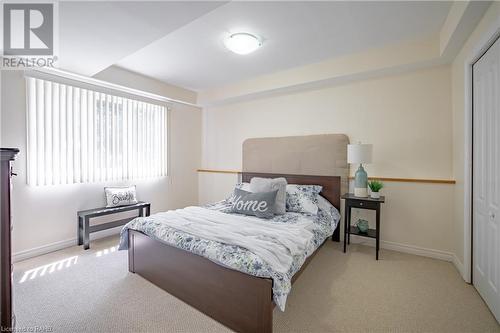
[452,254,467,281]
[13,227,121,263]
[13,238,76,263]
[349,235,454,262]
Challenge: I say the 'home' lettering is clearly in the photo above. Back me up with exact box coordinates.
[233,196,268,212]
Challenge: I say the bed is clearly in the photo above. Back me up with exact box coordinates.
[121,134,349,332]
[120,172,341,333]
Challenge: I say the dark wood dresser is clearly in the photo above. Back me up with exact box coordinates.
[0,148,19,331]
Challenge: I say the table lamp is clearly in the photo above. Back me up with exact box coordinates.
[347,143,373,197]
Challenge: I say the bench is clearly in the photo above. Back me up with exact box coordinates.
[77,201,150,250]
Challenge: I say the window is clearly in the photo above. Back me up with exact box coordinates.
[26,76,168,186]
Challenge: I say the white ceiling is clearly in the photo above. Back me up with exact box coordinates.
[58,1,226,76]
[58,1,453,91]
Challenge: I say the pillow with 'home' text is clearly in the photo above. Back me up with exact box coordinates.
[226,182,251,204]
[230,188,278,219]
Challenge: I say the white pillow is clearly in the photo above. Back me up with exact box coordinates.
[104,186,138,207]
[249,177,287,215]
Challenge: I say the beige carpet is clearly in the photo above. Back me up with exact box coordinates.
[13,236,499,333]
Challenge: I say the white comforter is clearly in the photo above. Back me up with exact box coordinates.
[149,206,314,274]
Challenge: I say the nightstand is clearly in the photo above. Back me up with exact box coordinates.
[341,193,385,260]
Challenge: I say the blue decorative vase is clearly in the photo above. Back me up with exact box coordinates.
[354,164,368,197]
[356,219,369,233]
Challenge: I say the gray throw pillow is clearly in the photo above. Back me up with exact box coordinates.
[227,182,251,204]
[249,177,287,215]
[230,188,278,219]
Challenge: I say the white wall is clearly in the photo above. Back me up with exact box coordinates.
[1,69,201,259]
[200,65,455,257]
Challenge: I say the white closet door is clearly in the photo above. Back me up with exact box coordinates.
[473,35,500,323]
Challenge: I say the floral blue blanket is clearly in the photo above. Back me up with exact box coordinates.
[119,198,340,311]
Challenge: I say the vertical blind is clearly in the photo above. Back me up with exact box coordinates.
[26,77,168,186]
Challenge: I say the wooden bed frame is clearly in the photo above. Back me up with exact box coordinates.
[127,172,341,333]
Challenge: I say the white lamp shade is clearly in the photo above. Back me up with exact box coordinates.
[347,144,372,164]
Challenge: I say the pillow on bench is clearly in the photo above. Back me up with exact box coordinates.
[105,186,138,207]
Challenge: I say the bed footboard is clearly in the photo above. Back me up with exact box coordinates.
[128,230,273,333]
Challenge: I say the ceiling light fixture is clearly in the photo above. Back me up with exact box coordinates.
[224,33,261,55]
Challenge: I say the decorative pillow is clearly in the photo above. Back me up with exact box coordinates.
[230,188,278,219]
[285,184,323,215]
[227,182,251,203]
[105,186,138,207]
[249,177,287,215]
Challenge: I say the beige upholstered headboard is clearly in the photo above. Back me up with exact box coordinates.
[242,134,349,193]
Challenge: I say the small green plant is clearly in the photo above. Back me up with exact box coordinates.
[368,180,384,192]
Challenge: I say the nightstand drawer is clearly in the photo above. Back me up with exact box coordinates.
[348,200,378,210]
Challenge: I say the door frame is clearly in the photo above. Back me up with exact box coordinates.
[464,17,500,284]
